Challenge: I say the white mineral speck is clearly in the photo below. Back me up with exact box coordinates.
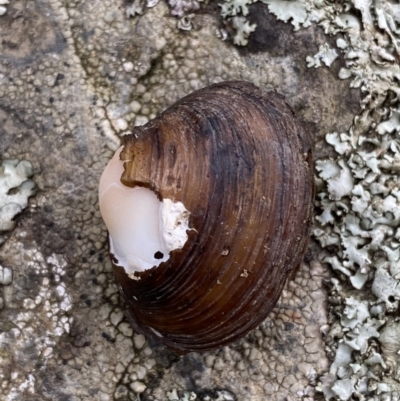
[131,381,146,393]
[249,348,263,361]
[115,362,125,374]
[134,115,149,126]
[23,298,36,309]
[0,265,12,285]
[336,38,347,49]
[110,310,124,327]
[118,322,133,337]
[43,347,52,357]
[56,285,66,297]
[133,333,146,350]
[132,365,147,380]
[130,100,142,113]
[123,62,134,73]
[60,296,72,312]
[116,118,128,130]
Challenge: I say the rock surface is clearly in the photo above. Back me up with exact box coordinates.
[2,0,388,400]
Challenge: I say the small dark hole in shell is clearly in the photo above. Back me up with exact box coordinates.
[388,295,395,303]
[154,251,164,259]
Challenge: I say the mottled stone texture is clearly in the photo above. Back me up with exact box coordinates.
[0,1,360,400]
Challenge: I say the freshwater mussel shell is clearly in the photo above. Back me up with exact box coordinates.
[112,81,313,353]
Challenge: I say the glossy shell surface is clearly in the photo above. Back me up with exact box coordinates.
[110,81,313,353]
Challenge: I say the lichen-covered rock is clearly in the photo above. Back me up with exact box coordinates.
[309,0,400,398]
[1,0,387,400]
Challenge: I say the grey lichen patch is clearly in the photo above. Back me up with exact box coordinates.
[302,0,400,399]
[261,0,310,31]
[219,0,257,45]
[0,0,370,399]
[218,0,316,46]
[0,159,36,245]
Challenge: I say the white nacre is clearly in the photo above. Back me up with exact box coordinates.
[99,147,190,276]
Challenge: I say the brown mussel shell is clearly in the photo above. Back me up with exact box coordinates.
[112,81,313,353]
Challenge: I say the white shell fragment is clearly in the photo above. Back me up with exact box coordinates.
[99,147,190,276]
